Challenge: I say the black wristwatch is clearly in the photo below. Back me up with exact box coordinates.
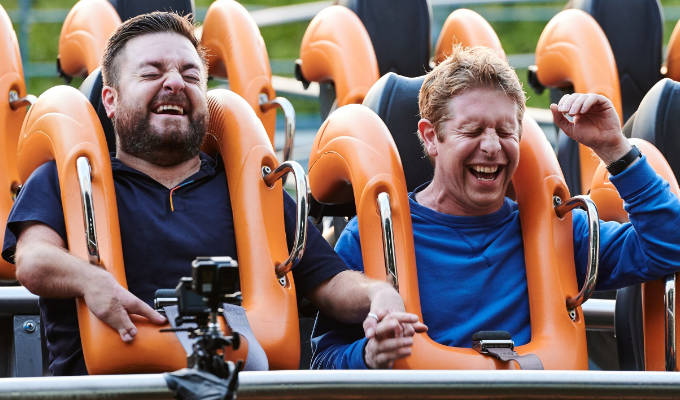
[606,145,641,175]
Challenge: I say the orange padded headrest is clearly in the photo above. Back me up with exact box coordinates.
[434,8,505,64]
[201,0,276,142]
[298,5,379,106]
[535,9,622,122]
[58,0,121,78]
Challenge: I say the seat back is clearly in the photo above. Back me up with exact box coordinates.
[0,5,29,279]
[534,9,621,195]
[201,0,276,144]
[16,86,299,373]
[108,0,194,22]
[568,0,662,122]
[308,101,587,369]
[589,137,680,372]
[338,0,430,78]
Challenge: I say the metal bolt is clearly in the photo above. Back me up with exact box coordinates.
[553,196,563,207]
[568,309,577,321]
[262,166,272,177]
[278,276,287,287]
[23,320,36,333]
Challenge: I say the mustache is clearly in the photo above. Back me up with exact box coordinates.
[149,93,190,111]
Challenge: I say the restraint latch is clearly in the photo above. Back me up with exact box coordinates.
[472,330,544,370]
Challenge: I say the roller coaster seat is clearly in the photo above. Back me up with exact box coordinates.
[108,0,194,22]
[567,0,662,122]
[79,68,115,153]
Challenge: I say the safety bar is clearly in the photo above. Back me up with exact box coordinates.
[76,157,100,265]
[665,274,676,371]
[554,195,600,313]
[259,94,296,162]
[0,287,39,317]
[582,298,615,332]
[8,90,36,110]
[2,370,680,399]
[377,192,398,290]
[262,161,308,278]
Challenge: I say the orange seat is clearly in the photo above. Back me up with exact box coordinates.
[533,9,622,195]
[0,4,32,280]
[665,20,680,82]
[434,8,505,63]
[297,5,379,107]
[308,104,588,369]
[590,140,680,372]
[57,0,121,80]
[16,86,299,373]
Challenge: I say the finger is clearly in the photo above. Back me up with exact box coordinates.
[124,295,167,324]
[110,308,137,342]
[372,346,412,367]
[413,321,428,333]
[375,317,404,339]
[568,94,587,116]
[363,316,378,339]
[373,336,414,354]
[579,93,600,114]
[380,311,421,323]
[557,93,573,113]
[550,104,572,134]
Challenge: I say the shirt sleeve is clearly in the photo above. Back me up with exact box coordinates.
[310,217,370,369]
[282,192,348,296]
[2,161,66,264]
[572,156,680,290]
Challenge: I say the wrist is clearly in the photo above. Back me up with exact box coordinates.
[606,145,642,175]
[595,140,632,166]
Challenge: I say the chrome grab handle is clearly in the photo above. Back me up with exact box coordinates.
[262,161,308,278]
[665,274,677,371]
[554,195,599,312]
[9,90,36,110]
[377,192,398,290]
[76,157,100,265]
[260,94,296,162]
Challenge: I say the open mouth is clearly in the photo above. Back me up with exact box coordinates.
[468,164,503,181]
[153,104,186,116]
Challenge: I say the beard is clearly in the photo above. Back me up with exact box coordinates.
[112,94,208,167]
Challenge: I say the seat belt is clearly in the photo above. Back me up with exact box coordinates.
[472,330,543,370]
[165,304,269,371]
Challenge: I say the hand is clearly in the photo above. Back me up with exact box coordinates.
[82,267,166,342]
[550,93,630,164]
[363,311,427,369]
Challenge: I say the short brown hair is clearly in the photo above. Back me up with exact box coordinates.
[101,12,206,88]
[418,45,526,142]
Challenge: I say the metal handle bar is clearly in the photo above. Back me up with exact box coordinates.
[76,157,100,265]
[554,195,599,313]
[665,274,677,371]
[377,192,399,290]
[260,94,296,162]
[9,90,36,110]
[262,161,308,278]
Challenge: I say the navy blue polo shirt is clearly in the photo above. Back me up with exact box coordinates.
[2,153,347,375]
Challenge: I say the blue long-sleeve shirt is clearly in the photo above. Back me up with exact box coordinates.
[311,157,680,369]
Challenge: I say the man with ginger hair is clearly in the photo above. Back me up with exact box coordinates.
[311,45,680,369]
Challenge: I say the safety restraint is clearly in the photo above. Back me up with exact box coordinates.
[472,331,544,370]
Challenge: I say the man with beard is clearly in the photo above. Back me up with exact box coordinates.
[1,12,423,375]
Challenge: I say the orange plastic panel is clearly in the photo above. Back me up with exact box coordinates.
[206,89,299,370]
[535,9,622,195]
[201,0,276,144]
[434,8,505,64]
[0,5,27,280]
[58,0,121,78]
[666,20,680,81]
[589,138,680,371]
[308,105,587,369]
[298,5,379,106]
[16,86,297,373]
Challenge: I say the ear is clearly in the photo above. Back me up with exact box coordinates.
[418,118,438,157]
[101,85,117,119]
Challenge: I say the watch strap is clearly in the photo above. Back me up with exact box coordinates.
[606,145,641,175]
